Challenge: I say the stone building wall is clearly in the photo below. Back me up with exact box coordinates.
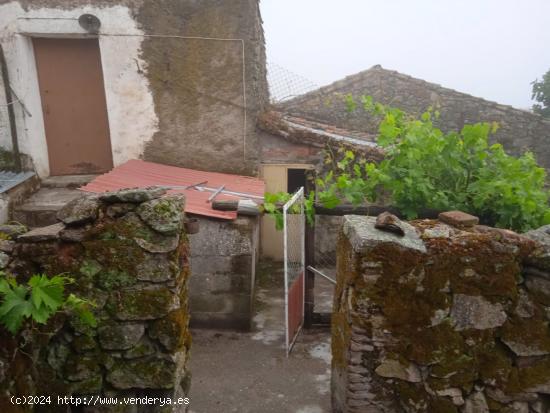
[281,65,550,171]
[0,0,268,177]
[188,216,259,330]
[0,188,191,412]
[332,214,550,413]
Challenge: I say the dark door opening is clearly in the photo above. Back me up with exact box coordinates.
[287,168,306,194]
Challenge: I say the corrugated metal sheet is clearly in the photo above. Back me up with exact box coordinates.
[0,170,35,194]
[80,160,265,220]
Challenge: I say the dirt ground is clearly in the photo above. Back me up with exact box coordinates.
[188,261,333,413]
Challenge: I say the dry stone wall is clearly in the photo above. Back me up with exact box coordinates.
[333,215,550,413]
[0,188,191,412]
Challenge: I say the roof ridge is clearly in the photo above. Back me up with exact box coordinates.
[278,65,550,124]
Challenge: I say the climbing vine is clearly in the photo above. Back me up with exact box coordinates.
[0,272,96,334]
[264,97,550,232]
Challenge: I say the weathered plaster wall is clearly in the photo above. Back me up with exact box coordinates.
[188,215,259,330]
[260,129,322,166]
[139,0,268,176]
[0,188,191,411]
[281,66,550,171]
[0,0,267,177]
[0,1,158,177]
[0,62,11,151]
[333,215,550,413]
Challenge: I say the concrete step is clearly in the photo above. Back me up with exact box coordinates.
[13,187,82,227]
[41,174,97,189]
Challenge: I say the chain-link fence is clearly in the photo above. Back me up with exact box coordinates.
[283,187,305,354]
[267,61,319,104]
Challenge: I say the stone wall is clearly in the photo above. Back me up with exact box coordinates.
[332,214,550,413]
[280,65,550,171]
[0,188,191,412]
[189,216,259,330]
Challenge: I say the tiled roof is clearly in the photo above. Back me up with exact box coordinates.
[258,110,384,162]
[80,160,265,220]
[283,115,377,147]
[279,64,542,119]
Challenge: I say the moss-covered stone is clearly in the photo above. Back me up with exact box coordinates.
[123,337,157,359]
[47,341,71,371]
[476,344,514,388]
[149,310,189,351]
[516,357,550,393]
[96,269,136,290]
[395,382,429,412]
[79,259,102,279]
[0,223,28,240]
[430,354,476,389]
[107,288,176,321]
[106,358,176,389]
[501,316,550,356]
[98,322,145,350]
[63,354,101,382]
[70,374,103,395]
[136,195,185,234]
[57,195,100,226]
[106,202,136,218]
[71,335,97,353]
[333,217,550,411]
[525,275,550,306]
[99,187,166,204]
[427,397,458,413]
[136,253,177,283]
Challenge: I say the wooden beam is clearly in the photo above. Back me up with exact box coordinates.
[212,199,261,216]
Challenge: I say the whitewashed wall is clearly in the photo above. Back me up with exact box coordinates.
[0,2,159,177]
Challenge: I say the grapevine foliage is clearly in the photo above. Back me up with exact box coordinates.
[0,273,96,334]
[264,97,550,232]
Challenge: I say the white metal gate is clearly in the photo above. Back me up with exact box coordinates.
[283,187,305,355]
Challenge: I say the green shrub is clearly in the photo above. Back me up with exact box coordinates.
[264,97,550,232]
[351,96,550,231]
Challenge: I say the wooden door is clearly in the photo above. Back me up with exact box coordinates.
[33,38,113,175]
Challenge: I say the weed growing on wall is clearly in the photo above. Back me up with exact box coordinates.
[0,272,96,334]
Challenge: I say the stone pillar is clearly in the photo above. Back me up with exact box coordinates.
[333,215,550,413]
[0,188,191,412]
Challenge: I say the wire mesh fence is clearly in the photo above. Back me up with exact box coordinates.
[267,61,319,104]
[310,215,340,313]
[283,187,305,354]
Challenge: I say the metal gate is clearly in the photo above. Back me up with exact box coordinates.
[283,187,305,355]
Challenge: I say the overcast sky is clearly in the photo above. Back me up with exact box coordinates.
[261,0,550,109]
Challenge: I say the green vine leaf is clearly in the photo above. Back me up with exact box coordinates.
[29,274,65,312]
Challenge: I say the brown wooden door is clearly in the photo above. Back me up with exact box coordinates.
[33,38,113,175]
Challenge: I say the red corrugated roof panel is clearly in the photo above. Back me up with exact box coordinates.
[80,160,265,220]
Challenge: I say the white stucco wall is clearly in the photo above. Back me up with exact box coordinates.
[0,64,12,151]
[0,2,159,177]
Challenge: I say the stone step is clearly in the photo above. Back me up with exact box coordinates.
[41,174,97,189]
[13,187,82,227]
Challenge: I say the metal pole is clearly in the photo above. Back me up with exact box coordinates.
[283,196,289,356]
[304,171,316,328]
[300,188,305,333]
[0,43,22,172]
